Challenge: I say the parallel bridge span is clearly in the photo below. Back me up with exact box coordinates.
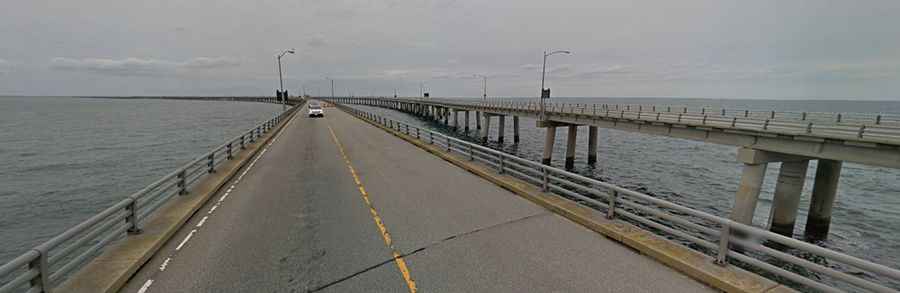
[327,97,900,169]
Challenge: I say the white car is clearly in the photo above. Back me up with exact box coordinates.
[308,103,324,117]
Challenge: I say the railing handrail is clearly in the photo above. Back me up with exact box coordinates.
[337,97,900,146]
[328,99,900,292]
[0,100,302,293]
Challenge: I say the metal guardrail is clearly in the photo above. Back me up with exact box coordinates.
[334,103,900,293]
[356,97,900,146]
[0,104,299,293]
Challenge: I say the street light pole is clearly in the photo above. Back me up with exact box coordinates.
[539,49,571,121]
[474,74,488,100]
[276,49,295,110]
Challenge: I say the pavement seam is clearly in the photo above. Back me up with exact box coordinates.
[307,212,552,293]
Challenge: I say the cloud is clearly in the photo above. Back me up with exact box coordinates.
[50,57,240,77]
[0,59,8,75]
[520,64,541,71]
[182,57,240,69]
[306,35,327,48]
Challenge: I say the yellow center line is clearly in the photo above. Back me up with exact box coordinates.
[326,122,418,293]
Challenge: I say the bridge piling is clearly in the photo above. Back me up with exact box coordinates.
[542,126,557,165]
[805,160,843,241]
[465,111,470,133]
[476,111,482,130]
[730,149,770,226]
[588,126,598,165]
[498,115,506,143]
[768,160,810,237]
[565,125,578,170]
[453,110,459,130]
[482,114,491,143]
[513,116,520,143]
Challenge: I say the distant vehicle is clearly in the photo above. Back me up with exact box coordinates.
[308,103,324,118]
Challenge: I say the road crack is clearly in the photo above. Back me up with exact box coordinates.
[306,211,551,292]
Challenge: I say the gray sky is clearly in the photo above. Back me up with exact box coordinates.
[2,0,899,99]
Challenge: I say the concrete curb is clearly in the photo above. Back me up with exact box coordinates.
[57,105,302,293]
[339,106,797,293]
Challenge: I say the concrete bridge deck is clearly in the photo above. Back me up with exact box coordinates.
[121,104,713,292]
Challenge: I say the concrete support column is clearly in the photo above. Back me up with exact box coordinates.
[513,116,520,143]
[730,163,769,225]
[453,110,459,130]
[805,160,843,241]
[443,108,449,125]
[476,111,482,130]
[768,160,810,237]
[498,115,506,143]
[565,125,578,170]
[464,111,470,133]
[542,126,557,165]
[482,114,491,143]
[588,126,598,165]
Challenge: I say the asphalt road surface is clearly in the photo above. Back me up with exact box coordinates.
[121,104,714,293]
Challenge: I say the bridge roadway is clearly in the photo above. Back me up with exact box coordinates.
[121,105,713,292]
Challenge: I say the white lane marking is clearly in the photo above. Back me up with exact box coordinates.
[137,279,153,293]
[159,258,171,271]
[196,216,209,227]
[175,229,197,251]
[133,111,298,292]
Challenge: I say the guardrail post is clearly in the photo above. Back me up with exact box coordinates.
[405,124,410,135]
[429,132,434,144]
[607,191,618,219]
[499,155,505,174]
[227,143,233,160]
[240,135,246,149]
[29,248,51,293]
[177,170,187,195]
[207,153,216,173]
[715,225,730,266]
[126,198,142,234]
[468,144,474,160]
[446,136,451,152]
[416,128,420,139]
[876,114,882,125]
[542,167,549,192]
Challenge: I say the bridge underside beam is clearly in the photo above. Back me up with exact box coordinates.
[543,116,900,169]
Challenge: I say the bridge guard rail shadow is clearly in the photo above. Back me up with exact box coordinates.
[0,100,304,293]
[327,101,900,293]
